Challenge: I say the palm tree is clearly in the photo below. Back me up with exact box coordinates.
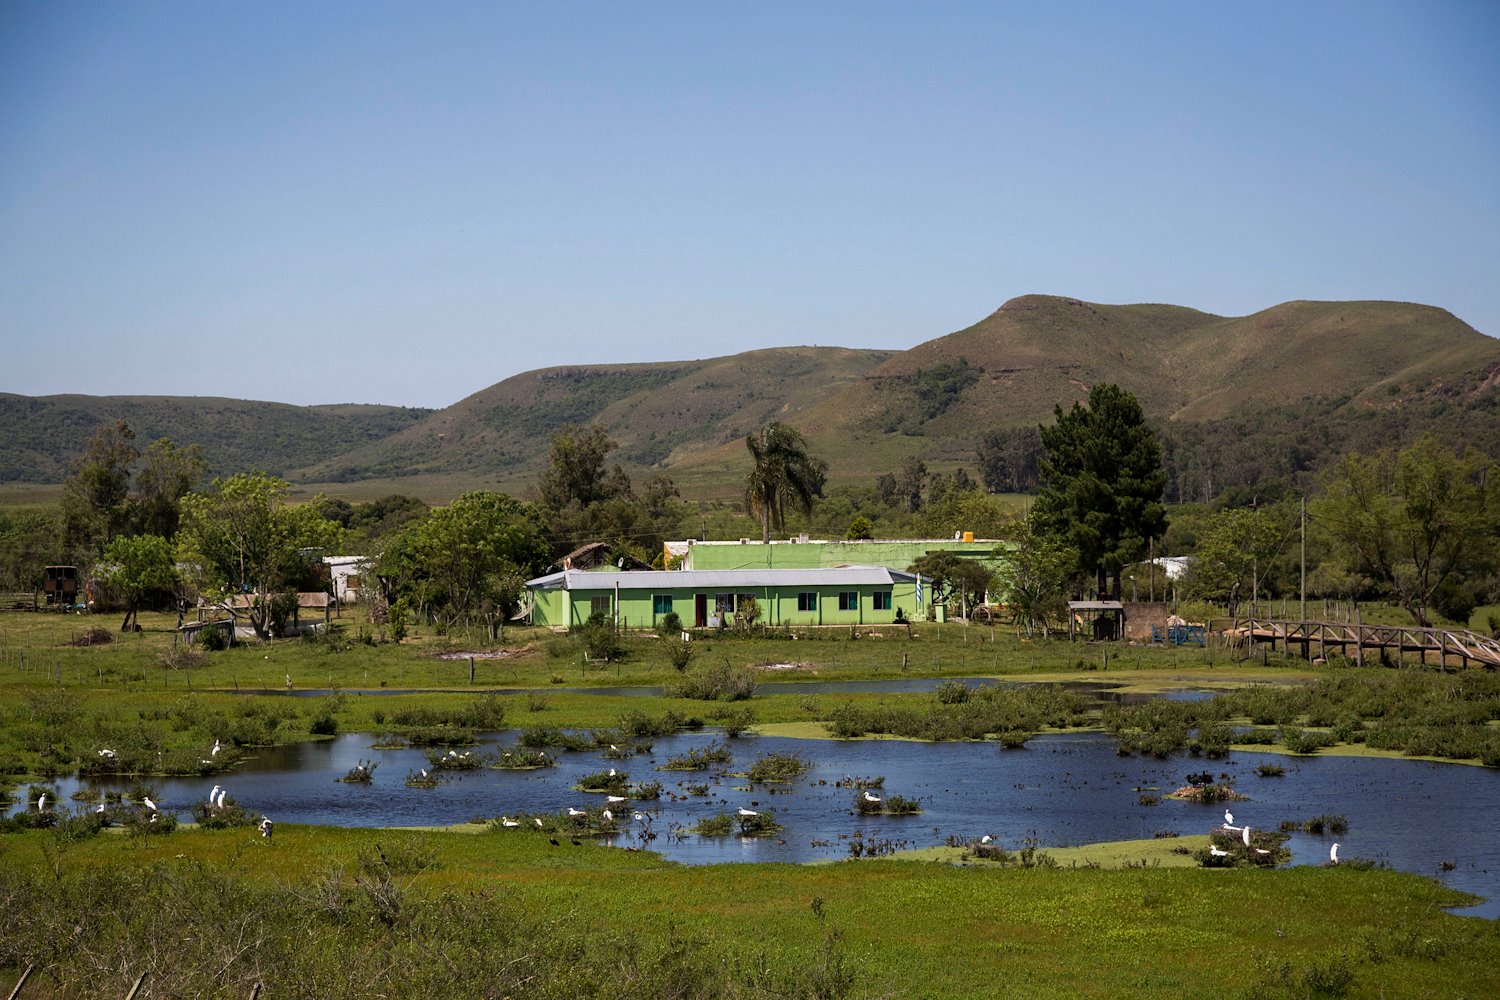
[744,423,828,543]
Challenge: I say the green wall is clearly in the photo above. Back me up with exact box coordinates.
[682,539,1006,573]
[530,579,922,629]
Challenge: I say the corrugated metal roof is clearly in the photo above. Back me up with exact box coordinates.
[526,566,915,590]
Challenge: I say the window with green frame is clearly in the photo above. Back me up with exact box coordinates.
[653,595,673,615]
[837,591,858,611]
[873,590,892,611]
[797,592,816,612]
[589,595,611,617]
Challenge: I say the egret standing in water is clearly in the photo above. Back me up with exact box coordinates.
[1330,843,1341,865]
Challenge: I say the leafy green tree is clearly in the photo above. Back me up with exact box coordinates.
[846,514,874,540]
[976,427,1042,494]
[1313,434,1498,627]
[908,551,995,616]
[994,516,1073,638]
[177,474,346,639]
[98,534,177,631]
[1033,384,1167,599]
[381,492,549,637]
[0,508,64,593]
[744,422,827,543]
[896,457,927,513]
[130,437,208,539]
[1185,506,1286,616]
[62,419,138,559]
[538,425,632,513]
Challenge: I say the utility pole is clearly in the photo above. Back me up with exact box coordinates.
[1300,494,1307,621]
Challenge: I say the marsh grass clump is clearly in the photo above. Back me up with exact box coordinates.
[577,769,629,794]
[405,769,444,788]
[630,780,663,800]
[661,743,732,771]
[735,811,780,837]
[1280,814,1349,835]
[668,661,758,702]
[618,710,704,738]
[425,748,483,770]
[1166,783,1244,804]
[710,705,756,738]
[855,791,921,816]
[191,800,258,829]
[1255,761,1286,777]
[401,726,479,748]
[694,812,734,837]
[934,680,973,704]
[519,726,597,752]
[744,752,809,783]
[827,685,1087,743]
[341,760,378,784]
[490,747,554,769]
[1280,726,1334,755]
[1196,826,1291,868]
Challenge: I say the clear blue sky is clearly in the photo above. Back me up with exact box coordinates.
[2,2,1496,408]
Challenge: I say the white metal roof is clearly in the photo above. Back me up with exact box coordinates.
[525,566,916,591]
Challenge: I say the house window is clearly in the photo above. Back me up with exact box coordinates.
[873,591,892,611]
[838,591,859,611]
[797,592,817,612]
[653,595,673,615]
[715,593,735,614]
[590,595,611,617]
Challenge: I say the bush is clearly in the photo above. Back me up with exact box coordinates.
[665,637,695,672]
[745,752,808,783]
[656,612,682,637]
[199,627,229,652]
[668,661,757,701]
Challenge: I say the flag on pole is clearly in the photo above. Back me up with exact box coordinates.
[915,573,923,606]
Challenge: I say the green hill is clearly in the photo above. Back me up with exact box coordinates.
[5,296,1496,504]
[290,347,892,495]
[0,394,432,482]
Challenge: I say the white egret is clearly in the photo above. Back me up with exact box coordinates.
[737,807,759,817]
[1210,847,1229,857]
[215,789,227,810]
[863,791,881,803]
[602,809,613,821]
[501,817,520,828]
[979,835,993,844]
[633,812,645,822]
[608,768,617,777]
[567,808,587,817]
[534,818,544,828]
[1330,843,1340,865]
[208,785,222,806]
[1255,849,1271,856]
[420,769,428,779]
[610,744,618,751]
[606,795,626,804]
[96,802,106,814]
[1224,809,1234,827]
[143,796,158,812]
[211,739,221,756]
[1242,825,1252,847]
[36,792,47,811]
[98,749,116,759]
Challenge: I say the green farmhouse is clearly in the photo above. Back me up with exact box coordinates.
[525,567,921,630]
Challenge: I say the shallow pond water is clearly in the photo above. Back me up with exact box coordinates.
[23,729,1500,918]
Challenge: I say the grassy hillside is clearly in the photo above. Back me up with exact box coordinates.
[291,346,892,495]
[0,394,432,483]
[5,296,1496,502]
[664,296,1500,493]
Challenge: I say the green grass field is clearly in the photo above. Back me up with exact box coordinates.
[3,606,1498,997]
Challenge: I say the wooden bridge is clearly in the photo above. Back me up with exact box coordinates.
[1223,616,1500,669]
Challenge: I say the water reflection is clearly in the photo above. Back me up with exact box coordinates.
[26,729,1499,918]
